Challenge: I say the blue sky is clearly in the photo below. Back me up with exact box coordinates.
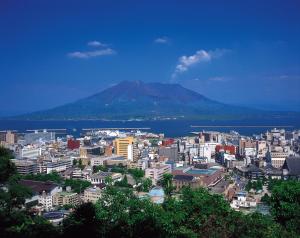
[0,0,300,115]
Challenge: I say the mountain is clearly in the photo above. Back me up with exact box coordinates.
[10,81,295,120]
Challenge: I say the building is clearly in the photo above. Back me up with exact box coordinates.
[114,137,134,160]
[215,145,236,155]
[269,151,289,168]
[127,143,139,162]
[5,131,16,145]
[11,159,37,175]
[67,138,80,150]
[235,164,263,179]
[145,164,172,185]
[19,180,62,211]
[199,143,212,162]
[158,146,178,162]
[172,166,223,187]
[21,146,41,159]
[88,172,122,185]
[43,158,72,174]
[24,130,55,144]
[80,146,102,158]
[53,191,80,207]
[84,187,102,203]
[282,157,300,179]
[172,174,204,191]
[239,139,256,156]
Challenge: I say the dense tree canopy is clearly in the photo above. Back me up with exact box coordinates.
[1,146,300,237]
[268,180,300,234]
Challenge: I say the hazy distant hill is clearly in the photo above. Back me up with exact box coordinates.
[10,80,297,120]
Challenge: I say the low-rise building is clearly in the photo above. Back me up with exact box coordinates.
[11,159,37,175]
[84,187,102,203]
[19,180,62,211]
[53,191,80,207]
[145,164,172,185]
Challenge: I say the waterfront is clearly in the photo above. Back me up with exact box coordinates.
[1,118,299,137]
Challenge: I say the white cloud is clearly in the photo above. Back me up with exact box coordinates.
[87,41,107,47]
[68,41,116,59]
[172,48,229,78]
[154,37,169,44]
[68,48,116,59]
[209,76,226,82]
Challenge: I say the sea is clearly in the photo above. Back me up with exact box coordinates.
[0,118,299,138]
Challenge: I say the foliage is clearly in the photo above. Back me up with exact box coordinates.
[77,159,84,170]
[110,165,126,174]
[114,175,132,188]
[140,178,152,192]
[61,186,294,238]
[22,171,63,184]
[127,168,144,184]
[245,179,263,192]
[0,147,16,183]
[160,173,175,197]
[0,148,59,238]
[268,180,300,234]
[92,165,108,173]
[64,179,91,194]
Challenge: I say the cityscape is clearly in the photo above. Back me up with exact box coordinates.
[1,1,300,238]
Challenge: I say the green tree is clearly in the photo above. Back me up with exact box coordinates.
[269,180,300,234]
[141,178,152,192]
[160,173,175,197]
[0,147,16,183]
[22,171,63,184]
[245,180,253,192]
[64,179,91,194]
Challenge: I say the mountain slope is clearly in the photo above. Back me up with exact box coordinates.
[12,80,277,120]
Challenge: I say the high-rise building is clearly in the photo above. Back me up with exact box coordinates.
[5,131,15,145]
[114,137,134,160]
[127,143,139,161]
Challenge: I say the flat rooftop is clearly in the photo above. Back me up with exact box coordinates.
[186,168,217,175]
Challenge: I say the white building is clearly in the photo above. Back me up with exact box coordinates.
[145,163,172,185]
[199,144,212,162]
[21,146,41,159]
[84,187,102,204]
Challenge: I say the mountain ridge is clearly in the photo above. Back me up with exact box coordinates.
[7,80,298,120]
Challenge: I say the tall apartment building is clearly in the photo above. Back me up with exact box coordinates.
[5,131,16,145]
[114,137,134,160]
[127,143,139,161]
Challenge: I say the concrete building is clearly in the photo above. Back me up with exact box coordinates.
[114,137,134,160]
[21,146,41,159]
[24,130,55,144]
[88,172,122,185]
[270,151,289,168]
[11,159,37,175]
[158,146,178,162]
[43,158,72,174]
[53,191,80,207]
[84,187,102,203]
[5,131,16,145]
[79,146,102,158]
[19,180,62,211]
[199,144,212,162]
[127,143,139,162]
[145,163,172,185]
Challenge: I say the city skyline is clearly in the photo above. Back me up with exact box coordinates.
[1,0,300,116]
